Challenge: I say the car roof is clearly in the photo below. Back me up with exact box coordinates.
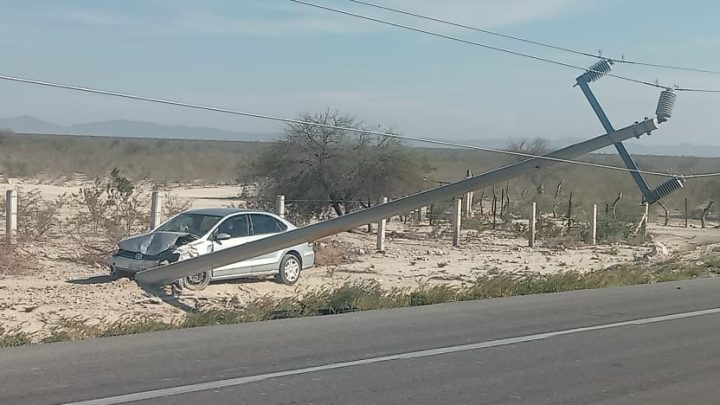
[183,207,255,217]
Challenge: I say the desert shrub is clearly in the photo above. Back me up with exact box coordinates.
[700,254,720,273]
[102,169,148,239]
[162,192,193,218]
[68,169,149,263]
[71,169,148,239]
[17,189,67,239]
[535,217,564,239]
[593,218,631,243]
[314,243,348,266]
[461,217,488,232]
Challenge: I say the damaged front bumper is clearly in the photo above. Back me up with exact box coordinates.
[109,243,200,274]
[110,256,161,273]
[110,250,180,273]
[110,231,200,274]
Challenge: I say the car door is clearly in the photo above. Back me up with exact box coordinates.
[210,214,254,278]
[246,213,289,272]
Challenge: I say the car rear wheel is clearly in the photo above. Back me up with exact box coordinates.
[277,254,301,285]
[176,270,212,291]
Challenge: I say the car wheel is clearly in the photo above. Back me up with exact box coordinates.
[176,270,212,291]
[277,254,301,285]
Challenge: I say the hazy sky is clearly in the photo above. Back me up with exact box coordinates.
[1,0,720,146]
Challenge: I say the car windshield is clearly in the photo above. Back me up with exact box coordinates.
[156,213,222,237]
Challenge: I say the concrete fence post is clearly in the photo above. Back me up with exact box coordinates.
[5,190,17,247]
[528,201,536,247]
[276,195,286,219]
[452,197,462,247]
[592,203,598,245]
[464,192,474,217]
[416,206,427,224]
[150,191,162,231]
[643,202,650,236]
[463,170,474,218]
[376,197,388,252]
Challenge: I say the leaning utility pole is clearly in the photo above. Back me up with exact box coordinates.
[136,63,680,286]
[136,120,663,286]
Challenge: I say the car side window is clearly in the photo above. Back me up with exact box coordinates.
[249,214,287,235]
[216,215,250,238]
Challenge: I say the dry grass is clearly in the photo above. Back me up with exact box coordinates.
[0,246,38,276]
[0,325,34,348]
[314,241,355,266]
[4,255,715,347]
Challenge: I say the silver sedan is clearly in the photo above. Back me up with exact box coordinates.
[109,208,315,290]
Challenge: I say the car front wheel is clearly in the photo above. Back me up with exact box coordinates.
[277,254,301,285]
[176,270,212,291]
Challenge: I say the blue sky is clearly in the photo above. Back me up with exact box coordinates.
[1,0,720,146]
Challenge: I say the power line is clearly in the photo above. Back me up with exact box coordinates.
[1,72,719,179]
[289,0,720,93]
[347,0,720,76]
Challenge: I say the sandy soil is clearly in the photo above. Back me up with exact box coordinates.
[1,179,719,340]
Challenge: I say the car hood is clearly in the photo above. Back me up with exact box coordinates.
[117,231,194,256]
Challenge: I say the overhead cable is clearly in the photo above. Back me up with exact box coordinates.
[289,0,720,93]
[347,0,720,76]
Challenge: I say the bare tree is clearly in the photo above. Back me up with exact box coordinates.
[611,192,623,220]
[505,137,568,217]
[657,201,670,226]
[250,110,431,218]
[506,137,554,201]
[701,200,714,228]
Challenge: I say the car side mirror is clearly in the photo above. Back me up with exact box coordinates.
[215,232,232,242]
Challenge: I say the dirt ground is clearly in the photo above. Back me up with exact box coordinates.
[1,179,719,339]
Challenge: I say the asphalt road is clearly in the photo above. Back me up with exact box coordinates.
[2,278,720,404]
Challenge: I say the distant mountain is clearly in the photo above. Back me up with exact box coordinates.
[1,116,719,157]
[0,115,66,133]
[0,116,278,142]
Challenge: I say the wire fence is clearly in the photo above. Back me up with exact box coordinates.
[2,180,719,259]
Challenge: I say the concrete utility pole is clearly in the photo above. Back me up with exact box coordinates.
[136,118,664,286]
